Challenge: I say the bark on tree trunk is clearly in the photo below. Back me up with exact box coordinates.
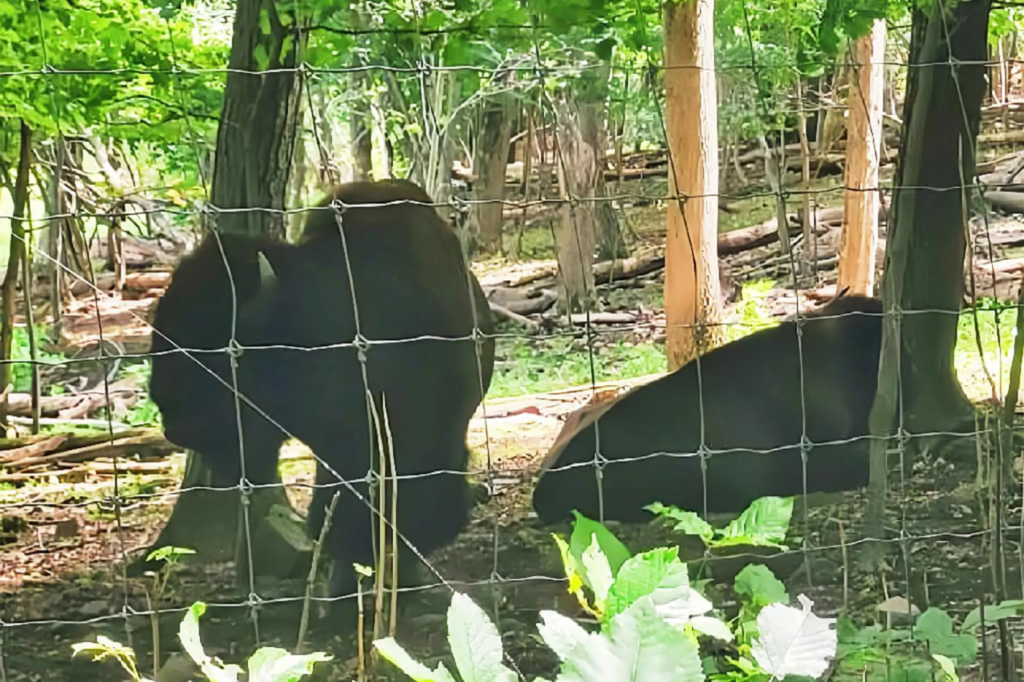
[863,0,988,563]
[554,96,600,313]
[208,0,305,240]
[838,20,886,296]
[0,122,32,429]
[143,0,308,582]
[472,91,515,253]
[663,0,724,371]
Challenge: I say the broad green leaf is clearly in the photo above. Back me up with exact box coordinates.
[374,637,458,682]
[913,608,978,664]
[932,654,960,682]
[537,610,591,661]
[960,599,1024,633]
[558,597,705,682]
[750,594,837,679]
[645,502,714,544]
[604,547,712,630]
[718,497,793,548]
[569,511,631,577]
[179,602,243,682]
[248,647,331,682]
[447,592,516,682]
[690,616,734,643]
[734,564,789,608]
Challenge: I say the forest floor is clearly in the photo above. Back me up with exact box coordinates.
[2,165,1024,680]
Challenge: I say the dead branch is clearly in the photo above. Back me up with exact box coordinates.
[8,431,176,471]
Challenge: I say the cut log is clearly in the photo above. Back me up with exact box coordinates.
[69,270,173,296]
[986,190,1024,213]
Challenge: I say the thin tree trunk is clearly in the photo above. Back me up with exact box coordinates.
[795,76,815,276]
[863,0,989,565]
[554,96,599,313]
[472,91,515,253]
[838,20,886,296]
[0,122,32,429]
[663,0,723,370]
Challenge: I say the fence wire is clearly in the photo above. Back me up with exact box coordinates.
[0,4,1021,681]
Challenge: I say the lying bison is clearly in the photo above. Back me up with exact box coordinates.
[148,180,495,606]
[532,294,884,524]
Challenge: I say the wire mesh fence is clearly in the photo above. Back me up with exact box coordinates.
[0,1,1022,679]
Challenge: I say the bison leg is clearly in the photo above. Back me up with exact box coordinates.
[131,450,306,583]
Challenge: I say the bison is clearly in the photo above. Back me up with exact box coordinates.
[149,180,495,609]
[532,294,884,523]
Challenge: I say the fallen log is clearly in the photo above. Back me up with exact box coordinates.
[0,427,157,463]
[8,431,176,471]
[69,270,172,296]
[489,301,541,329]
[2,389,138,420]
[979,129,1024,145]
[986,190,1024,214]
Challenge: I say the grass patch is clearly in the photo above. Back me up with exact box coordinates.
[489,336,667,398]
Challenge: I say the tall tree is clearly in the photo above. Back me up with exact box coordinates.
[663,0,723,370]
[837,20,886,296]
[141,0,308,580]
[863,0,988,559]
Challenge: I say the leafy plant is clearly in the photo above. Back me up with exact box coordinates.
[72,601,331,682]
[647,496,794,550]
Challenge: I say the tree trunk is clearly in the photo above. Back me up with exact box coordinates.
[864,0,988,561]
[208,0,305,240]
[663,0,723,371]
[554,96,600,313]
[0,122,32,429]
[146,0,308,581]
[472,91,515,253]
[838,20,886,296]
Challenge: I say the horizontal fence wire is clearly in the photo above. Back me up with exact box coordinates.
[0,6,1021,680]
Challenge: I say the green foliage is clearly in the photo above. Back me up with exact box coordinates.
[647,496,794,550]
[381,514,841,682]
[72,601,330,682]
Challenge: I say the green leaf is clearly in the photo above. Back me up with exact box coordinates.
[913,608,978,664]
[374,637,458,682]
[960,599,1024,633]
[179,603,243,682]
[570,511,631,577]
[447,592,516,682]
[581,534,615,609]
[145,546,196,564]
[247,647,332,682]
[604,547,713,630]
[645,502,714,545]
[537,610,591,661]
[558,597,705,682]
[252,43,271,72]
[932,654,960,682]
[734,564,789,609]
[718,497,793,548]
[258,8,271,35]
